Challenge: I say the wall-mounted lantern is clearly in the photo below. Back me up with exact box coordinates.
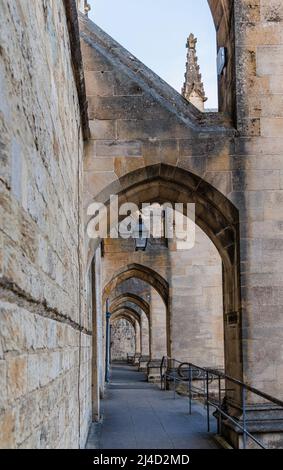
[134,214,149,252]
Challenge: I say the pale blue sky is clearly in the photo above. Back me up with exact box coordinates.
[88,1,218,109]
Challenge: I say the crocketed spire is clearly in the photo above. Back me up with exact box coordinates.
[182,34,207,112]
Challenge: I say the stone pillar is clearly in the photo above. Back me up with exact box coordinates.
[149,289,167,360]
[147,289,167,382]
[170,224,224,367]
[140,311,150,356]
[91,246,104,421]
[134,320,141,354]
[223,0,283,448]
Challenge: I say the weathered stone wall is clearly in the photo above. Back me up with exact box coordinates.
[0,0,91,448]
[233,0,283,400]
[111,318,135,361]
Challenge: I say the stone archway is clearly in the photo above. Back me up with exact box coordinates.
[103,264,169,306]
[110,293,150,319]
[111,306,141,325]
[87,163,241,386]
[110,294,150,359]
[103,263,170,359]
[110,310,138,361]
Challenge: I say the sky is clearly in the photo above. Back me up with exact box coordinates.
[88,0,218,109]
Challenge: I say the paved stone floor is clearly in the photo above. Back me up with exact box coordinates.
[86,363,220,449]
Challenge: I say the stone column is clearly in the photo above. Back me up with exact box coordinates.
[149,289,167,360]
[134,320,141,354]
[140,311,150,356]
[225,0,283,448]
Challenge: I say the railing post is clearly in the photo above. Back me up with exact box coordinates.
[242,385,247,449]
[160,356,163,390]
[189,364,192,415]
[206,370,210,433]
[164,356,168,391]
[218,376,222,435]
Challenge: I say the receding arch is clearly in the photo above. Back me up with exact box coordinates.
[103,262,170,356]
[111,296,150,359]
[110,312,138,361]
[110,293,150,318]
[110,306,141,326]
[103,263,169,307]
[111,312,135,327]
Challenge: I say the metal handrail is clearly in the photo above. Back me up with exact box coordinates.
[160,356,283,449]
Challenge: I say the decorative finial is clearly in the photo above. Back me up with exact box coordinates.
[78,1,91,15]
[182,33,207,112]
[187,33,197,50]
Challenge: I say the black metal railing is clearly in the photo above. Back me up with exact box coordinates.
[160,356,283,449]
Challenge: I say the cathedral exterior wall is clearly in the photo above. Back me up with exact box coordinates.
[1,0,283,450]
[0,0,91,448]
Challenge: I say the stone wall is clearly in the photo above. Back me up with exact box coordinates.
[0,0,91,448]
[111,318,135,361]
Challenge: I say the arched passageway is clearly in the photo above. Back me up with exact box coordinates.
[110,293,150,359]
[110,293,150,318]
[110,312,138,361]
[88,164,241,383]
[104,264,169,360]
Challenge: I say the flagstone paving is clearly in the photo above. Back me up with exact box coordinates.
[86,363,220,449]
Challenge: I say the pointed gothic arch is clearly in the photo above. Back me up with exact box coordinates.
[110,306,141,325]
[88,163,241,382]
[103,263,169,307]
[103,262,170,355]
[110,293,150,319]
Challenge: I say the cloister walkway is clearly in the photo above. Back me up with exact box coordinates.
[86,363,220,449]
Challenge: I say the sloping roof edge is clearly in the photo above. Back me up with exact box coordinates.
[79,13,233,133]
[64,0,90,140]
